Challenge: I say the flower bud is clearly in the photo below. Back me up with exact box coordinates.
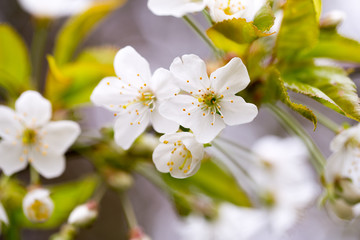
[23,188,54,223]
[320,10,345,28]
[68,201,98,227]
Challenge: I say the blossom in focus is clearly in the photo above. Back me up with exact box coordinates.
[159,55,258,143]
[251,136,318,235]
[207,0,266,23]
[147,0,206,18]
[0,91,80,178]
[91,46,179,150]
[17,0,99,18]
[325,125,360,218]
[68,201,98,227]
[0,203,9,234]
[153,132,204,178]
[23,188,54,223]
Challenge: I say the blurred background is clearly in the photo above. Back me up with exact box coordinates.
[1,0,360,239]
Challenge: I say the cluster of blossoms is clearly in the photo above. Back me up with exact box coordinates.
[91,46,257,178]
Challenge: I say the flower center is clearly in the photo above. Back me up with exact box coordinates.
[26,199,51,222]
[198,91,224,117]
[166,141,193,174]
[22,128,37,145]
[137,90,156,108]
[219,0,246,16]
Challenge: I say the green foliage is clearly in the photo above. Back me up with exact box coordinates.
[253,2,275,32]
[303,29,360,63]
[162,158,251,209]
[0,24,31,97]
[276,0,319,61]
[264,68,317,127]
[282,66,360,122]
[53,0,125,66]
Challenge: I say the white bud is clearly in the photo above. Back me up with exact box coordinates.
[68,202,98,227]
[320,10,346,28]
[23,188,54,223]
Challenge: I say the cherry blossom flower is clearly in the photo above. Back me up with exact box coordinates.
[23,188,54,223]
[0,203,8,234]
[251,136,318,236]
[68,201,98,227]
[153,132,204,178]
[17,0,98,18]
[147,0,206,18]
[207,0,266,22]
[159,54,258,143]
[0,91,80,178]
[91,46,179,150]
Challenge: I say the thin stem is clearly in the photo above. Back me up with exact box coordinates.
[119,192,138,230]
[182,15,219,55]
[202,9,213,25]
[266,104,326,174]
[314,110,341,134]
[31,19,50,93]
[92,181,107,204]
[216,136,257,156]
[30,166,40,185]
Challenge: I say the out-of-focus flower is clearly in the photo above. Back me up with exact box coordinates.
[23,188,54,223]
[91,46,179,150]
[0,203,9,234]
[320,10,346,28]
[0,91,80,178]
[17,0,101,18]
[251,136,318,236]
[153,132,204,178]
[180,203,267,240]
[159,55,257,143]
[68,201,98,227]
[207,0,266,23]
[147,0,206,18]
[129,227,151,240]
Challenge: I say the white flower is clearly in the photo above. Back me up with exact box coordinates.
[153,132,204,178]
[147,0,206,18]
[23,188,54,223]
[159,55,258,143]
[325,125,360,205]
[17,0,97,18]
[0,203,9,234]
[68,202,98,227]
[207,0,266,23]
[320,10,346,28]
[251,136,318,236]
[91,46,179,150]
[0,91,80,178]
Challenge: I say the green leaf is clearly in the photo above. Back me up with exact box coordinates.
[282,66,360,122]
[303,29,360,63]
[53,0,125,66]
[276,0,319,61]
[253,2,275,32]
[313,0,322,21]
[162,158,251,207]
[264,68,317,127]
[207,18,272,54]
[19,175,99,229]
[0,24,31,95]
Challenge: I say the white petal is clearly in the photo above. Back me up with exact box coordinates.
[0,141,27,176]
[170,54,210,93]
[40,121,81,155]
[330,124,360,152]
[211,57,250,95]
[270,207,296,236]
[220,96,258,126]
[0,203,8,225]
[0,106,22,140]
[151,68,180,100]
[113,109,151,150]
[150,106,179,133]
[30,150,65,179]
[23,188,54,223]
[147,0,205,17]
[152,143,174,173]
[15,91,51,127]
[91,76,138,112]
[191,112,225,143]
[114,46,151,89]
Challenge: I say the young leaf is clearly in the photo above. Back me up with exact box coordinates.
[253,2,275,32]
[0,24,31,95]
[275,0,319,61]
[53,0,125,66]
[282,66,360,122]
